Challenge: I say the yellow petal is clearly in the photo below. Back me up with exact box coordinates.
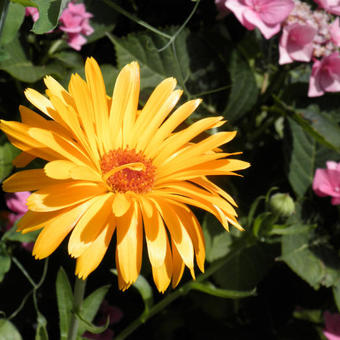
[109,62,140,149]
[29,127,93,168]
[3,169,59,192]
[12,151,35,168]
[24,88,54,118]
[68,193,114,258]
[85,57,110,153]
[112,192,131,217]
[135,89,182,153]
[171,238,185,288]
[153,117,225,166]
[139,196,167,267]
[27,181,107,212]
[151,238,172,293]
[131,78,176,148]
[145,99,201,159]
[18,210,61,233]
[115,200,143,285]
[158,131,236,171]
[68,73,100,160]
[152,198,194,271]
[44,160,76,179]
[76,219,116,279]
[32,201,91,259]
[172,204,205,273]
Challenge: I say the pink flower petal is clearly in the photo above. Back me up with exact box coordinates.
[258,0,294,25]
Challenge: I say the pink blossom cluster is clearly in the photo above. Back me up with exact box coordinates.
[323,311,340,340]
[313,161,340,205]
[216,0,340,97]
[4,191,33,251]
[25,1,93,51]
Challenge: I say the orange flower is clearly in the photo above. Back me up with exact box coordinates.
[1,58,249,292]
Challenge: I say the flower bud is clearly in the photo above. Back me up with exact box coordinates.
[269,193,295,217]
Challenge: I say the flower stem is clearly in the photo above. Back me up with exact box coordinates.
[115,246,246,340]
[67,277,87,340]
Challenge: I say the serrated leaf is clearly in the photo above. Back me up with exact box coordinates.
[107,28,190,94]
[275,98,340,153]
[287,118,316,197]
[0,142,20,182]
[77,285,110,337]
[213,242,276,291]
[188,281,255,299]
[3,226,38,244]
[203,214,233,263]
[0,319,22,340]
[56,267,73,340]
[0,2,25,45]
[223,50,258,122]
[0,37,63,82]
[31,0,68,34]
[281,230,340,289]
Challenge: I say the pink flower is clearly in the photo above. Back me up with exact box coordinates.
[308,53,340,97]
[25,7,39,22]
[330,18,340,47]
[323,311,340,340]
[215,0,231,18]
[314,0,340,16]
[279,23,316,64]
[5,192,33,252]
[225,0,294,39]
[59,2,93,50]
[313,161,340,204]
[67,33,87,51]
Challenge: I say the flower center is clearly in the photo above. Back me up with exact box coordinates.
[100,148,156,193]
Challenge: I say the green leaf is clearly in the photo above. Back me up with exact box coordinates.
[333,280,340,312]
[32,0,68,34]
[281,229,340,289]
[107,28,190,93]
[0,37,63,82]
[287,118,316,198]
[202,214,234,263]
[10,0,37,7]
[0,2,25,45]
[223,50,258,122]
[2,220,39,243]
[35,312,48,340]
[132,274,153,312]
[0,245,11,282]
[56,267,73,340]
[269,223,316,236]
[188,281,255,299]
[77,285,110,336]
[75,312,109,335]
[213,242,277,291]
[275,98,340,152]
[0,142,20,182]
[0,319,22,340]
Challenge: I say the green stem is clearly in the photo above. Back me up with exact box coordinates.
[101,0,171,39]
[67,277,87,340]
[0,0,10,40]
[115,246,245,340]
